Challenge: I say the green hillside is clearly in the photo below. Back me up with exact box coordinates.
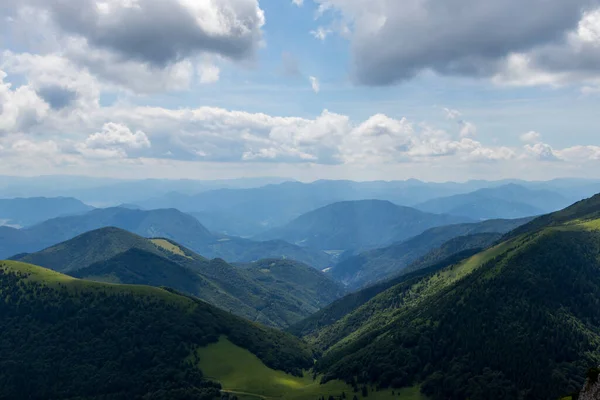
[0,261,313,399]
[299,195,600,400]
[244,259,346,309]
[330,217,530,289]
[195,337,426,400]
[15,228,343,328]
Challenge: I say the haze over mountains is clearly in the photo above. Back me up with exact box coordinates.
[2,176,600,400]
[0,207,332,268]
[256,200,470,251]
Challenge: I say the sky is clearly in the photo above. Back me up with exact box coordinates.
[0,0,599,182]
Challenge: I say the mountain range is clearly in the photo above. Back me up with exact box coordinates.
[2,188,600,399]
[415,183,572,220]
[329,217,532,289]
[0,197,93,227]
[0,207,332,268]
[13,227,344,327]
[255,200,470,251]
[294,193,600,400]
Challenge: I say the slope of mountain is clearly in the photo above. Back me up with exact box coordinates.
[255,200,470,251]
[0,260,314,399]
[0,197,93,227]
[14,228,341,327]
[243,259,346,309]
[0,207,332,268]
[329,217,531,289]
[416,183,571,220]
[300,194,600,400]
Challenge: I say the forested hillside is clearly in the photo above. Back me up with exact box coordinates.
[329,217,530,289]
[298,194,600,400]
[0,261,313,399]
[13,228,343,327]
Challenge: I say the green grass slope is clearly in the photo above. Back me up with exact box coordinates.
[0,261,313,400]
[303,195,600,400]
[195,336,426,400]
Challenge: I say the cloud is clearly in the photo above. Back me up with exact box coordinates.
[74,122,151,159]
[1,0,265,94]
[0,70,50,135]
[19,0,265,66]
[443,108,462,120]
[310,27,332,41]
[198,63,220,84]
[443,107,477,137]
[520,131,543,143]
[524,142,561,161]
[292,0,304,6]
[314,0,599,86]
[309,76,321,93]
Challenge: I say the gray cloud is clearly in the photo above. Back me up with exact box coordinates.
[316,0,598,85]
[37,85,77,110]
[21,0,265,66]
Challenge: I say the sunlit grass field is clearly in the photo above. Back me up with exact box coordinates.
[195,337,426,400]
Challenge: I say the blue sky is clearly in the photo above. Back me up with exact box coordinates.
[0,0,599,181]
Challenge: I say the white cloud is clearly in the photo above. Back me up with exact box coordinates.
[310,27,332,41]
[309,76,321,93]
[520,131,543,143]
[557,145,600,161]
[292,0,304,6]
[443,108,462,120]
[443,108,476,137]
[75,122,151,159]
[198,63,220,84]
[0,70,50,135]
[524,142,561,161]
[459,121,477,138]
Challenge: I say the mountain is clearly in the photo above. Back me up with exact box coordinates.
[0,260,314,399]
[416,183,571,220]
[329,217,531,289]
[297,194,600,400]
[255,200,470,252]
[13,228,343,328]
[0,197,93,227]
[0,207,332,268]
[0,175,292,206]
[138,180,492,236]
[243,259,346,309]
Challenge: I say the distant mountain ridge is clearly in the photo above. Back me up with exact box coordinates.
[14,227,345,327]
[0,207,332,268]
[416,183,571,220]
[255,200,470,252]
[0,197,93,227]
